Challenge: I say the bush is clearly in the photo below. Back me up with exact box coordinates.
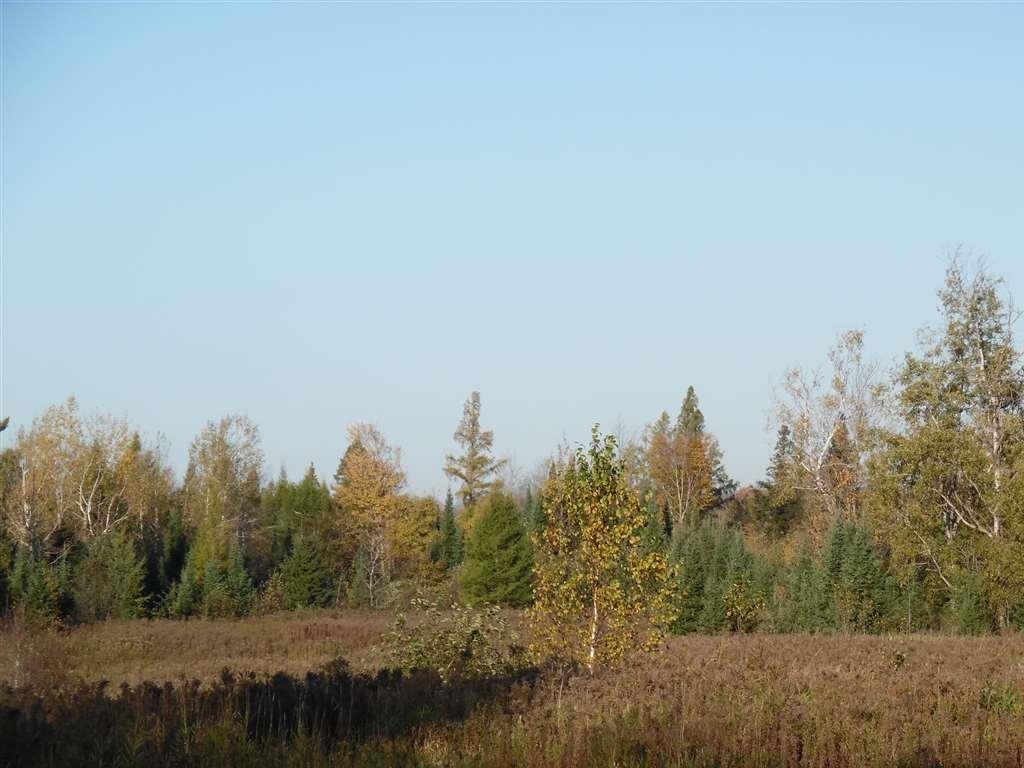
[382,598,526,682]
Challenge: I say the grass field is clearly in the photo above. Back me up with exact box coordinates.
[3,613,1024,767]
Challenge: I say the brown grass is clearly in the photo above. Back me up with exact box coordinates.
[3,614,1024,767]
[0,609,391,687]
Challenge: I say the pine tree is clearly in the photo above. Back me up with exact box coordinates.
[278,536,332,609]
[345,543,372,607]
[461,492,533,606]
[0,526,13,614]
[524,484,547,534]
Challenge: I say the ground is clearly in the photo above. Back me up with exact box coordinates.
[3,612,1024,767]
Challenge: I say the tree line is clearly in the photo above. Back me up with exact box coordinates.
[1,256,1023,640]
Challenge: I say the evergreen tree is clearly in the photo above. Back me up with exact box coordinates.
[670,522,767,633]
[822,521,897,632]
[10,547,61,624]
[278,536,332,609]
[678,386,737,504]
[71,530,148,622]
[777,541,834,632]
[159,508,188,590]
[345,543,372,607]
[677,386,705,434]
[198,541,254,618]
[524,484,548,534]
[461,492,533,607]
[0,526,13,615]
[224,541,255,613]
[164,549,201,618]
[950,572,995,634]
[434,488,463,569]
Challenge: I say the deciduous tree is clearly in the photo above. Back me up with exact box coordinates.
[444,392,506,511]
[531,428,673,673]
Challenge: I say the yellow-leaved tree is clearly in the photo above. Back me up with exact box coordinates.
[531,427,674,673]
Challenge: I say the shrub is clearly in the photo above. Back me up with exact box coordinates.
[382,598,525,682]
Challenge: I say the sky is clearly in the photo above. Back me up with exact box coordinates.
[2,2,1022,497]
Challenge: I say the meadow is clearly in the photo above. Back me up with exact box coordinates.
[3,611,1024,768]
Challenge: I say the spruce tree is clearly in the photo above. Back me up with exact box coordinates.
[72,530,148,622]
[224,541,255,614]
[435,489,463,569]
[11,547,61,624]
[165,549,201,618]
[160,508,188,590]
[779,541,834,632]
[460,492,533,606]
[278,536,332,609]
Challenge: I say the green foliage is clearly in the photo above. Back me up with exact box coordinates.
[0,527,14,613]
[670,522,770,634]
[159,508,188,590]
[10,547,64,625]
[255,464,333,578]
[163,549,202,618]
[71,530,148,622]
[523,485,547,535]
[460,492,533,607]
[383,598,525,682]
[822,521,899,632]
[200,542,254,618]
[432,488,463,570]
[777,542,835,632]
[344,543,372,607]
[950,572,995,635]
[531,428,673,672]
[277,536,332,609]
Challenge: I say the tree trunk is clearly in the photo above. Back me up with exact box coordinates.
[587,588,598,674]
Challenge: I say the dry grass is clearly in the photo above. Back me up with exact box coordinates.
[0,610,391,687]
[4,614,1024,767]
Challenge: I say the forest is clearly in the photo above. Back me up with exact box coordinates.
[3,257,1024,766]
[3,258,1023,635]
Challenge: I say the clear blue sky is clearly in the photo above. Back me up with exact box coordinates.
[3,2,1022,496]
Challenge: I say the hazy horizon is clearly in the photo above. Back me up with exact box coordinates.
[3,3,1022,497]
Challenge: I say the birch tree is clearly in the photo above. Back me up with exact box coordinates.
[869,257,1024,628]
[333,423,407,607]
[531,428,673,673]
[4,398,154,549]
[773,330,887,534]
[181,415,263,585]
